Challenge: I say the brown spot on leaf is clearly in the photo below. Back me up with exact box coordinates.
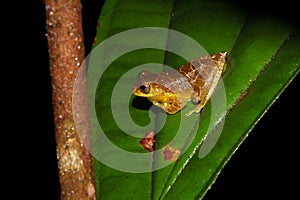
[140,130,155,152]
[162,145,181,162]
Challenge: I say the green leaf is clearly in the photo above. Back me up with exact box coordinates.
[90,0,300,199]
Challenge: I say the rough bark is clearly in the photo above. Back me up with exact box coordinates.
[45,0,96,199]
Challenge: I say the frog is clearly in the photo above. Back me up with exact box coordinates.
[132,52,227,116]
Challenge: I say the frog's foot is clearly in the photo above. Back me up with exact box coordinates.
[185,104,204,116]
[185,110,195,116]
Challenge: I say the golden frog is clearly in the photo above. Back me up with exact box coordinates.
[133,52,227,116]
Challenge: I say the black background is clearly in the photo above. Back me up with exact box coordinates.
[24,1,299,199]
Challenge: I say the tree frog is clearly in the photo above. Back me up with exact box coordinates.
[133,52,227,116]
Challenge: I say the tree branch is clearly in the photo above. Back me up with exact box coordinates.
[45,0,96,199]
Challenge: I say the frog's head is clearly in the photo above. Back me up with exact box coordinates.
[133,71,186,114]
[132,71,161,98]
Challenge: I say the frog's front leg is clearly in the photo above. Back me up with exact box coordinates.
[166,96,186,114]
[151,95,186,115]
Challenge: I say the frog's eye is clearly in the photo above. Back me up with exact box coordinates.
[140,84,150,94]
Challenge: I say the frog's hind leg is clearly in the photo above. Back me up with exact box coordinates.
[186,89,209,116]
[185,88,204,116]
[190,91,200,104]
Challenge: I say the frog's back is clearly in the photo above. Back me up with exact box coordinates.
[178,52,227,106]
